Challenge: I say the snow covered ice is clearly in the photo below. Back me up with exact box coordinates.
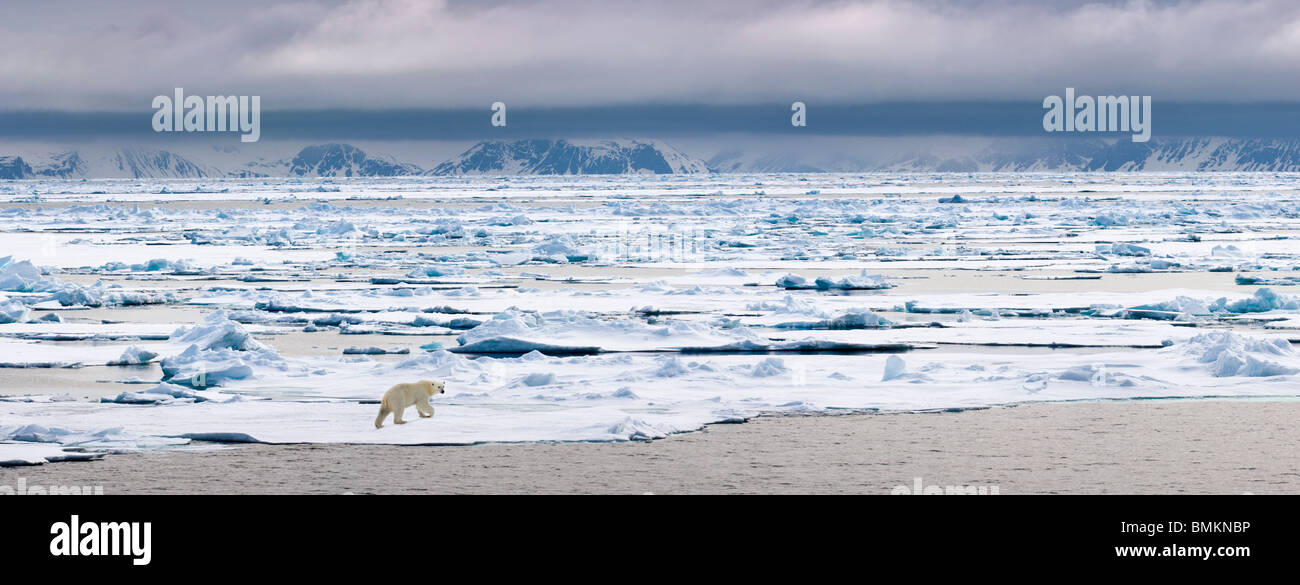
[5,172,1300,463]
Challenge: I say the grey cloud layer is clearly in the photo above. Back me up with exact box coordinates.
[2,0,1298,110]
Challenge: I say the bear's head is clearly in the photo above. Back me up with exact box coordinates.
[421,380,446,396]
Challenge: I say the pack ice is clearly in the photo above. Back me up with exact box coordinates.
[4,172,1300,463]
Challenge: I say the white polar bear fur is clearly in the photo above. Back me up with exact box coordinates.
[375,380,445,428]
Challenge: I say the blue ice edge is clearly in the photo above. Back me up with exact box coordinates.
[178,432,262,443]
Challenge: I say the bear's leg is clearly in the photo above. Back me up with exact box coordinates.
[417,400,433,418]
[374,404,391,429]
[393,406,407,425]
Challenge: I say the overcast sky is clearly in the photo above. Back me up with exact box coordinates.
[1,0,1298,112]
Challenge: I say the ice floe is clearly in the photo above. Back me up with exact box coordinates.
[5,173,1300,462]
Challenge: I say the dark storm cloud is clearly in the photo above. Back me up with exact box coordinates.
[2,0,1300,110]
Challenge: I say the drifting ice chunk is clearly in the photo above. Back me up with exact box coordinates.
[160,311,284,387]
[772,308,892,330]
[882,355,907,381]
[605,417,674,441]
[406,264,466,277]
[654,357,691,377]
[532,235,594,263]
[342,346,410,355]
[522,372,557,386]
[1093,213,1129,226]
[1176,330,1298,378]
[750,357,788,377]
[161,346,262,387]
[824,309,892,329]
[100,383,245,405]
[1235,274,1300,286]
[1056,365,1137,387]
[747,295,822,315]
[320,220,359,236]
[776,271,894,290]
[0,443,103,466]
[775,274,810,289]
[0,300,28,324]
[1210,288,1299,313]
[1096,243,1151,256]
[0,257,176,308]
[108,346,159,366]
[169,310,269,351]
[0,258,44,291]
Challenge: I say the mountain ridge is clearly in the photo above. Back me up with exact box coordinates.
[7,137,1300,178]
[429,139,710,175]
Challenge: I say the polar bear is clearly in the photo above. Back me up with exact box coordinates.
[374,380,445,428]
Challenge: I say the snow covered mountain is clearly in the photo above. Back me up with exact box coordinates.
[0,147,214,179]
[31,151,89,178]
[429,139,710,175]
[1072,137,1300,172]
[706,137,1300,173]
[284,143,422,177]
[108,147,215,178]
[888,137,1300,172]
[6,137,1300,178]
[0,143,424,179]
[0,156,32,179]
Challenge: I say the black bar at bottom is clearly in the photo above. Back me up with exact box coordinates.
[0,495,1281,576]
